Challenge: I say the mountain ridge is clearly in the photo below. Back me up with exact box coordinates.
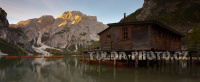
[7,10,107,53]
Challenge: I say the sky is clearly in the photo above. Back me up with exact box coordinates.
[0,0,144,24]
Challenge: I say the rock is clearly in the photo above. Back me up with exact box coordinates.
[136,0,156,21]
[0,8,9,28]
[0,8,9,39]
[43,11,107,50]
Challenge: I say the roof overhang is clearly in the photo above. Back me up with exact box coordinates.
[97,20,185,37]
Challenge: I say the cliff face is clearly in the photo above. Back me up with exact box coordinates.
[0,8,28,55]
[0,8,9,39]
[8,11,107,51]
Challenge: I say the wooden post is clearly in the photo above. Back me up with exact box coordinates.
[110,41,112,51]
[83,53,85,62]
[177,53,180,65]
[146,54,150,68]
[160,53,163,65]
[169,54,172,64]
[187,53,189,65]
[99,59,101,65]
[114,58,117,67]
[190,53,192,66]
[89,53,90,64]
[142,54,144,61]
[155,53,158,65]
[110,53,111,61]
[173,53,176,64]
[156,52,161,66]
[126,53,130,67]
[135,53,139,68]
[162,53,165,65]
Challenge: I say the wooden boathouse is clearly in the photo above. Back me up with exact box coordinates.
[80,20,186,67]
[98,20,184,51]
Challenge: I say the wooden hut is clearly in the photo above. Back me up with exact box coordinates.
[98,20,184,52]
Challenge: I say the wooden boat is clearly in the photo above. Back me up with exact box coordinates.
[21,56,32,58]
[34,56,42,58]
[44,56,52,58]
[6,56,18,59]
[53,56,63,58]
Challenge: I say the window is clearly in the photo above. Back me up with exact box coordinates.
[107,35,111,42]
[124,27,128,39]
[120,27,131,40]
[104,35,113,43]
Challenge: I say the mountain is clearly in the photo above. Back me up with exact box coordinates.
[0,8,9,39]
[0,8,27,55]
[120,0,200,47]
[120,0,200,30]
[7,11,107,53]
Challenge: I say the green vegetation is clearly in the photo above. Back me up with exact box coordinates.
[45,48,68,55]
[89,40,100,48]
[121,1,200,25]
[68,44,76,51]
[188,24,200,49]
[0,39,27,55]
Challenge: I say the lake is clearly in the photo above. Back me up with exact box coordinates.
[0,55,200,82]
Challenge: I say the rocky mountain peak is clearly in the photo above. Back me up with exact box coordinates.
[0,8,9,39]
[56,11,83,27]
[0,8,9,28]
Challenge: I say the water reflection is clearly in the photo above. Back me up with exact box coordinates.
[0,56,200,82]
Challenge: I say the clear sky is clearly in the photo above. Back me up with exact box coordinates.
[0,0,144,24]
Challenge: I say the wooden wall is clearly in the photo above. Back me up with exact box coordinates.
[100,25,132,50]
[99,24,182,51]
[100,25,151,51]
[132,25,151,50]
[150,24,182,51]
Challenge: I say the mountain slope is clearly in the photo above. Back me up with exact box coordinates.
[0,8,27,55]
[121,0,200,30]
[120,0,200,47]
